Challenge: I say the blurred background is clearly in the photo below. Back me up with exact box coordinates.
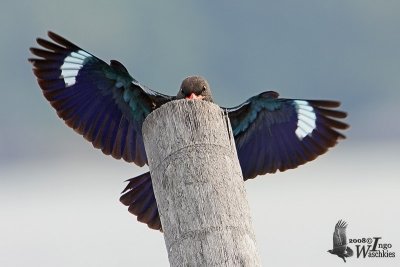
[1,0,399,266]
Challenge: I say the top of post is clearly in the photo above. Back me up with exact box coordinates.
[142,99,234,169]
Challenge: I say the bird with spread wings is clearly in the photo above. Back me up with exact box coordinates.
[30,32,348,230]
[328,220,354,262]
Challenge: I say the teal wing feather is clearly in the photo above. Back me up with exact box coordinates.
[227,91,348,179]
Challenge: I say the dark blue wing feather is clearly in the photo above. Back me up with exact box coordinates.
[227,91,348,180]
[30,32,174,166]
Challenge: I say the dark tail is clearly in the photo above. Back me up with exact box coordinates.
[120,172,162,231]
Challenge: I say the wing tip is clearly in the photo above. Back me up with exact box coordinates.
[309,100,341,108]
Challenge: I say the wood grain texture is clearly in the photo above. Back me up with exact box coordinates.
[143,100,260,267]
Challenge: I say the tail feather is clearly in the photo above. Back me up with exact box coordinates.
[120,172,162,231]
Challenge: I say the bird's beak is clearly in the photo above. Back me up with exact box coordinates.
[186,93,204,100]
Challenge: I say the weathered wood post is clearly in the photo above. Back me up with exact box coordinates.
[142,100,261,267]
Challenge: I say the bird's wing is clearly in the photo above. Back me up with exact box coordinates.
[337,220,349,246]
[227,91,348,180]
[29,32,174,166]
[333,220,348,249]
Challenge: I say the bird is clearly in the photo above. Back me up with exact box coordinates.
[328,220,354,262]
[29,31,349,231]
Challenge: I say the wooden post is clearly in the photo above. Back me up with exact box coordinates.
[142,100,261,267]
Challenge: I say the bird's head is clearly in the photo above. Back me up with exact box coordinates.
[176,76,214,102]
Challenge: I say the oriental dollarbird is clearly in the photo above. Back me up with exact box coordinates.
[29,32,349,231]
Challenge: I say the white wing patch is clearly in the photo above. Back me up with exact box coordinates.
[294,100,316,139]
[60,50,92,87]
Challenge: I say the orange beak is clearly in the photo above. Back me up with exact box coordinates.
[185,93,204,100]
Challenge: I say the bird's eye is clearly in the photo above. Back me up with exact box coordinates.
[202,85,206,92]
